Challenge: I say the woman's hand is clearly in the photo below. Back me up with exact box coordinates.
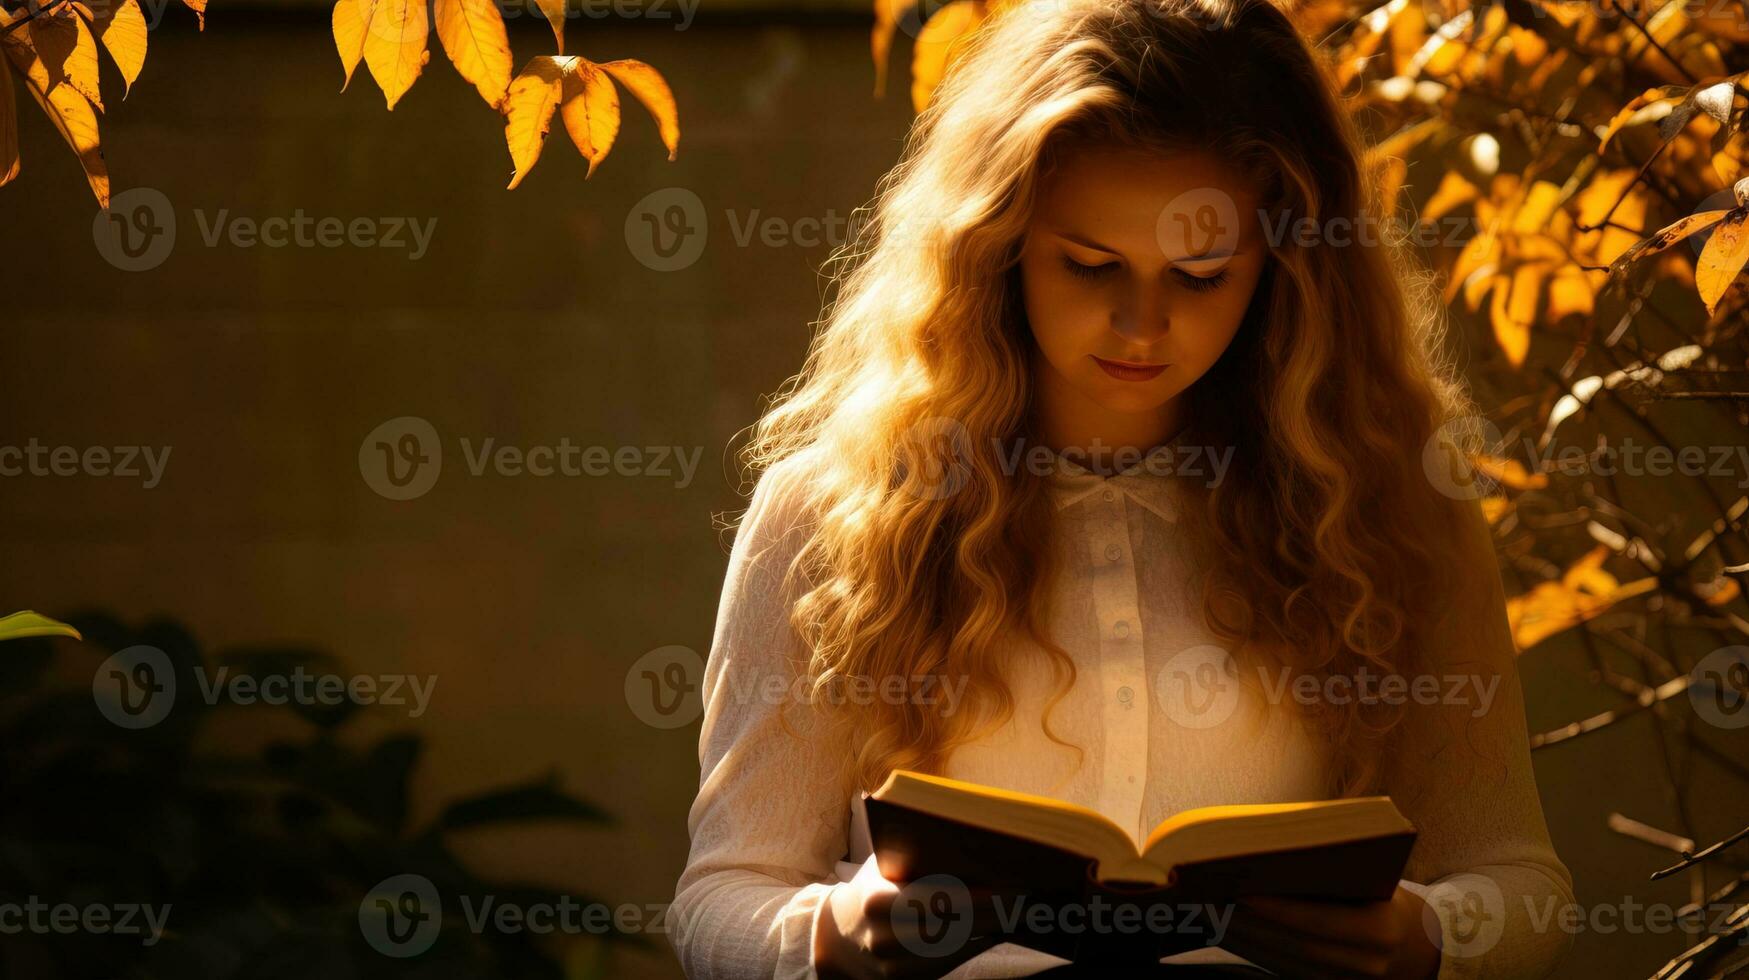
[1220,884,1443,979]
[813,854,1003,979]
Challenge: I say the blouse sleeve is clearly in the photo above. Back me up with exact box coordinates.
[1381,478,1577,980]
[668,456,856,980]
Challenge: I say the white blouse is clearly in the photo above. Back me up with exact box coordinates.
[670,441,1575,979]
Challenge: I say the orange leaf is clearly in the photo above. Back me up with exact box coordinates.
[333,0,431,110]
[1471,454,1548,490]
[434,0,511,108]
[1506,546,1658,651]
[30,11,103,112]
[1,31,106,206]
[534,0,566,53]
[503,55,566,189]
[559,59,619,177]
[0,51,17,186]
[597,59,679,161]
[1697,207,1749,315]
[81,0,147,97]
[871,0,913,97]
[911,0,985,113]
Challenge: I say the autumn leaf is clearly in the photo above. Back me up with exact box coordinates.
[560,60,618,176]
[0,610,82,643]
[871,0,912,97]
[503,55,679,187]
[333,0,432,111]
[1506,546,1658,651]
[503,56,566,189]
[81,0,150,97]
[911,0,986,113]
[434,0,512,108]
[30,10,104,112]
[1471,454,1548,490]
[1,31,107,206]
[1696,206,1749,315]
[534,0,566,53]
[1602,208,1731,288]
[0,52,17,187]
[183,0,207,30]
[597,60,678,160]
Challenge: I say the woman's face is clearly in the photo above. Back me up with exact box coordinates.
[1018,142,1270,429]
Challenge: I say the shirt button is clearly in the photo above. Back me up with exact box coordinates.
[1102,488,1115,502]
[1104,543,1122,562]
[1114,621,1131,639]
[1117,685,1134,703]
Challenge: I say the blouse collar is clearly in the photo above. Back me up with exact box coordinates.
[1044,435,1184,523]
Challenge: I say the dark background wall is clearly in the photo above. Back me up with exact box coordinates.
[3,12,1746,978]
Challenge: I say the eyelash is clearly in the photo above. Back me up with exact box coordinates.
[1059,255,1229,293]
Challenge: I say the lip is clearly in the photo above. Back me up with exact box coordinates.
[1092,355,1170,382]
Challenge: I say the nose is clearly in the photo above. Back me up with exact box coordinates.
[1109,276,1171,346]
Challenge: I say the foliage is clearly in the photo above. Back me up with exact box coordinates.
[0,0,680,206]
[0,611,637,979]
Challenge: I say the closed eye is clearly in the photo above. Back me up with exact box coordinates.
[1060,255,1117,281]
[1059,254,1229,292]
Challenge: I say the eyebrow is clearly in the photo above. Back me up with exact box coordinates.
[1050,229,1245,262]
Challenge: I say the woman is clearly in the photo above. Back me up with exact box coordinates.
[669,0,1575,976]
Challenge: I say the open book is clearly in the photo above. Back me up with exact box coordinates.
[862,770,1417,962]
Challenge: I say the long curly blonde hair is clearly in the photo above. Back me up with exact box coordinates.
[743,0,1476,799]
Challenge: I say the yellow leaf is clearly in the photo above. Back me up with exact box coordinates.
[434,0,511,108]
[1422,170,1478,223]
[333,0,431,110]
[30,11,103,113]
[1489,266,1539,366]
[83,0,147,97]
[1506,546,1658,651]
[559,59,619,177]
[1511,180,1563,234]
[1546,263,1594,322]
[0,610,82,642]
[871,0,913,97]
[1471,454,1548,490]
[1,32,107,206]
[1479,496,1511,524]
[0,47,16,186]
[911,0,985,113]
[534,0,566,53]
[1697,207,1749,315]
[503,55,566,189]
[597,60,678,161]
[183,0,207,30]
